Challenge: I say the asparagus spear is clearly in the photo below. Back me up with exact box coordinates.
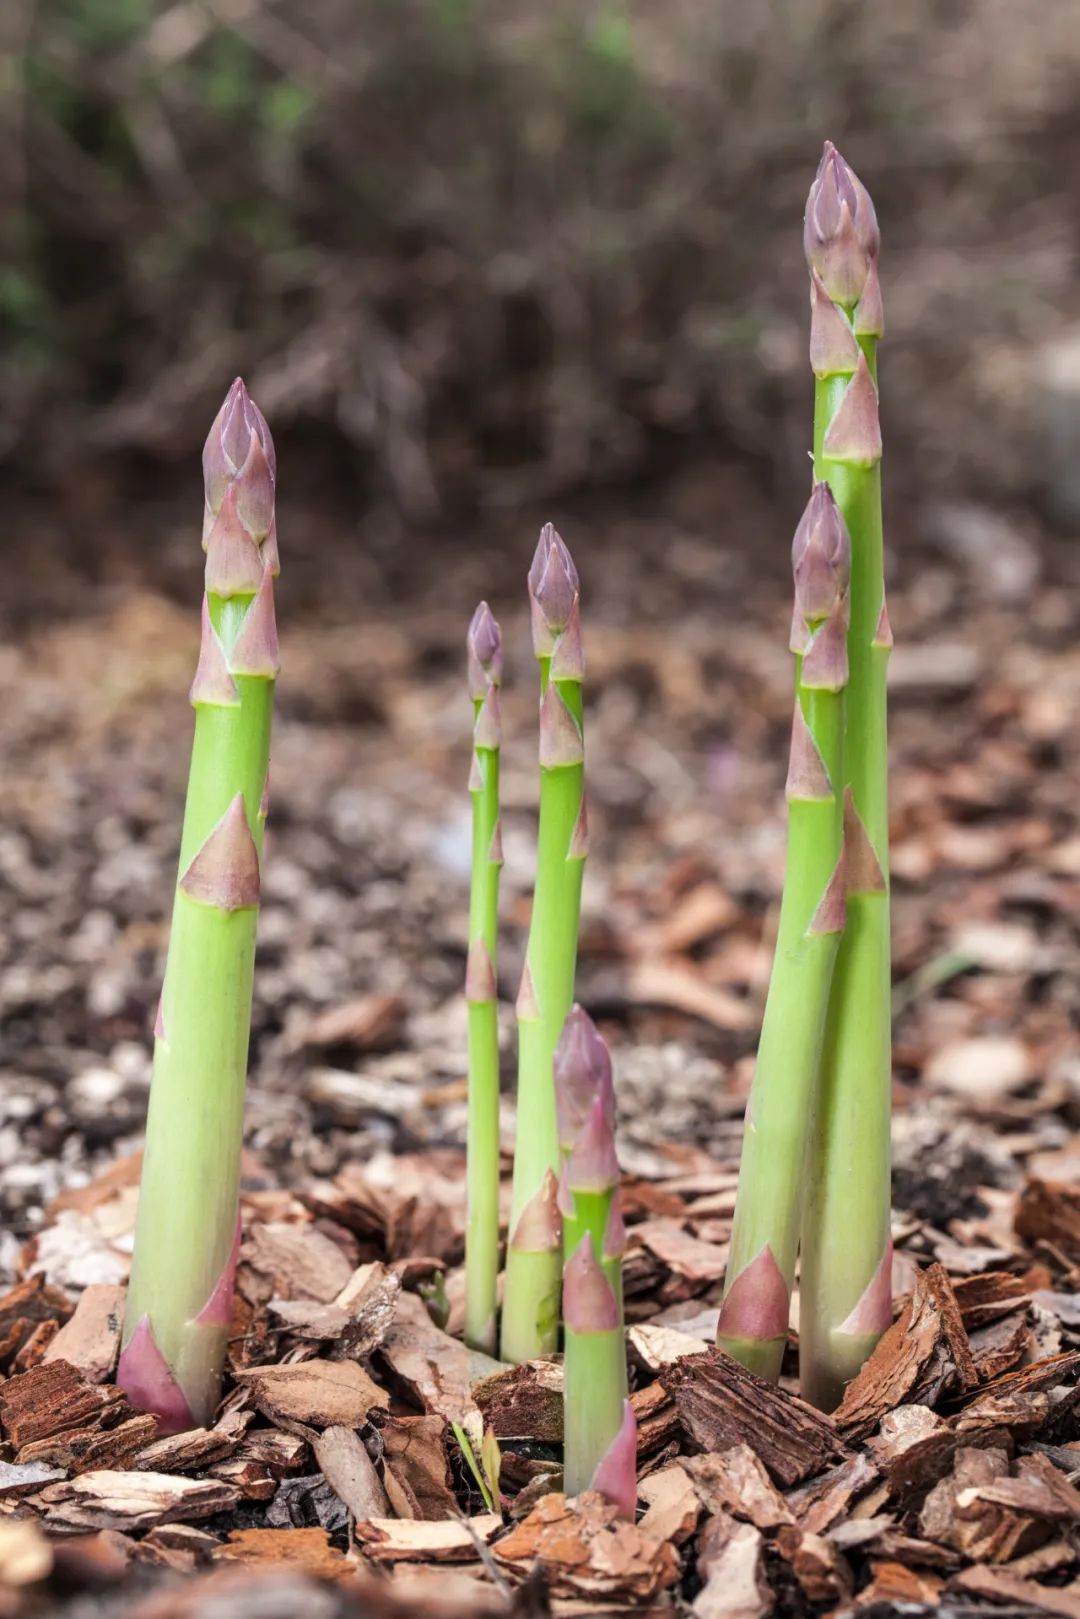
[555,1007,633,1511]
[717,484,850,1381]
[119,379,279,1432]
[501,525,587,1364]
[464,602,504,1354]
[800,143,893,1411]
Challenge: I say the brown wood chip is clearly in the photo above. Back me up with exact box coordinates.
[1016,1179,1080,1258]
[692,1511,772,1619]
[637,1462,702,1545]
[379,1291,497,1435]
[234,1357,389,1427]
[33,1468,240,1532]
[774,1524,853,1605]
[354,1513,501,1564]
[0,1357,132,1449]
[660,1351,843,1487]
[473,1358,564,1442]
[380,1414,458,1520]
[214,1526,356,1583]
[42,1284,125,1383]
[313,1424,390,1520]
[952,1563,1080,1617]
[684,1445,794,1530]
[495,1491,679,1600]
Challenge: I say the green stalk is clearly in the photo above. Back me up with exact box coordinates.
[464,603,504,1354]
[501,526,588,1364]
[119,380,279,1433]
[717,483,850,1382]
[799,144,893,1411]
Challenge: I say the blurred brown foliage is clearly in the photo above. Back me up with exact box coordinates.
[3,0,1080,513]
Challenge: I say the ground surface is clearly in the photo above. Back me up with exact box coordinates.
[1,463,1080,1616]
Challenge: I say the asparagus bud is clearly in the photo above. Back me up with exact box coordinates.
[121,381,279,1432]
[803,141,879,308]
[792,482,851,625]
[554,1004,614,1149]
[464,602,504,1355]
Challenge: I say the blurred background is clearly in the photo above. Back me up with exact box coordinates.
[1,0,1079,1245]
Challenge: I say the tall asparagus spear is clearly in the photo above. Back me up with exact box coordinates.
[501,525,588,1364]
[555,1007,635,1513]
[799,143,893,1411]
[717,484,849,1381]
[119,379,279,1433]
[464,603,504,1354]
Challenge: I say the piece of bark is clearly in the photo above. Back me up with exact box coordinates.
[693,1511,772,1619]
[289,992,407,1054]
[136,1524,220,1572]
[774,1525,853,1605]
[859,1558,944,1606]
[953,1272,1032,1329]
[242,1222,355,1304]
[234,1428,312,1474]
[920,1445,1013,1556]
[634,1220,730,1284]
[14,1318,60,1370]
[379,1414,458,1520]
[214,1527,356,1583]
[0,1276,73,1372]
[18,1412,160,1474]
[495,1491,679,1600]
[313,1424,391,1520]
[631,1379,681,1457]
[49,1529,133,1586]
[786,1452,879,1532]
[969,1314,1034,1383]
[629,1321,709,1371]
[42,1284,125,1383]
[685,1445,793,1530]
[0,1358,132,1448]
[33,1468,240,1532]
[379,1291,497,1437]
[0,1459,67,1498]
[354,1513,501,1564]
[951,1564,1080,1618]
[834,1264,978,1434]
[473,1359,563,1443]
[133,1414,247,1475]
[1017,1179,1080,1258]
[234,1358,388,1427]
[208,1458,278,1501]
[660,1351,843,1487]
[637,1462,702,1544]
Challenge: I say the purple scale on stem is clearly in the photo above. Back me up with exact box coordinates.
[822,352,882,466]
[190,598,240,709]
[563,1233,619,1333]
[566,1093,620,1195]
[228,568,280,679]
[538,684,584,769]
[510,1169,561,1253]
[792,483,851,626]
[179,794,261,911]
[837,1240,894,1337]
[589,1400,638,1519]
[716,1244,789,1346]
[117,1317,195,1437]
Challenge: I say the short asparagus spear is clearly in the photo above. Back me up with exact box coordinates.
[556,1007,634,1512]
[119,379,279,1433]
[717,484,850,1381]
[501,525,588,1364]
[464,603,504,1354]
[800,143,893,1410]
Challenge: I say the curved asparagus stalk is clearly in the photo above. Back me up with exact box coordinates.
[800,143,893,1410]
[119,379,279,1433]
[501,525,587,1364]
[717,484,850,1382]
[555,1007,632,1508]
[464,603,504,1354]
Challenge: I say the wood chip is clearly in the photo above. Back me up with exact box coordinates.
[234,1358,388,1427]
[354,1513,501,1564]
[214,1526,356,1583]
[137,1524,220,1572]
[693,1512,772,1619]
[660,1351,843,1487]
[17,1412,160,1474]
[0,1357,132,1449]
[495,1491,679,1600]
[635,1220,729,1284]
[380,1291,497,1436]
[685,1445,793,1529]
[473,1358,564,1442]
[637,1462,702,1544]
[786,1452,879,1532]
[775,1524,853,1605]
[952,1564,1080,1617]
[242,1222,355,1303]
[0,1275,73,1372]
[380,1414,458,1520]
[42,1284,125,1382]
[313,1424,390,1520]
[629,1321,710,1371]
[1017,1179,1080,1257]
[34,1468,240,1532]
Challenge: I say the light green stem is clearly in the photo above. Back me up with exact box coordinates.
[562,1186,626,1493]
[801,345,892,1411]
[465,732,501,1354]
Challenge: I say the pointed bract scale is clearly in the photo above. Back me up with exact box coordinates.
[785,701,833,802]
[807,851,847,936]
[853,256,885,338]
[234,429,275,542]
[468,751,483,793]
[262,518,281,578]
[804,142,880,307]
[515,958,540,1022]
[153,993,167,1044]
[843,789,887,894]
[566,1093,620,1194]
[467,602,503,700]
[203,378,276,517]
[549,597,585,683]
[465,937,497,1004]
[117,1317,195,1436]
[510,1170,561,1253]
[822,352,882,466]
[589,1402,638,1520]
[563,1233,619,1333]
[228,568,280,678]
[792,481,851,624]
[554,1004,613,1148]
[473,687,503,751]
[204,488,265,599]
[801,601,849,692]
[528,523,580,652]
[190,598,241,708]
[538,684,584,770]
[487,818,504,867]
[193,1214,242,1328]
[873,598,893,650]
[557,1163,577,1220]
[568,794,590,861]
[837,1240,894,1337]
[603,1191,627,1261]
[809,272,861,378]
[179,794,261,912]
[716,1244,789,1345]
[789,605,811,656]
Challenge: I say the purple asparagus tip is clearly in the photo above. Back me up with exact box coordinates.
[117,1317,195,1436]
[792,483,851,625]
[563,1233,619,1334]
[529,523,580,654]
[554,1005,613,1147]
[467,602,504,700]
[566,1093,620,1195]
[202,378,277,555]
[589,1400,638,1519]
[804,141,880,308]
